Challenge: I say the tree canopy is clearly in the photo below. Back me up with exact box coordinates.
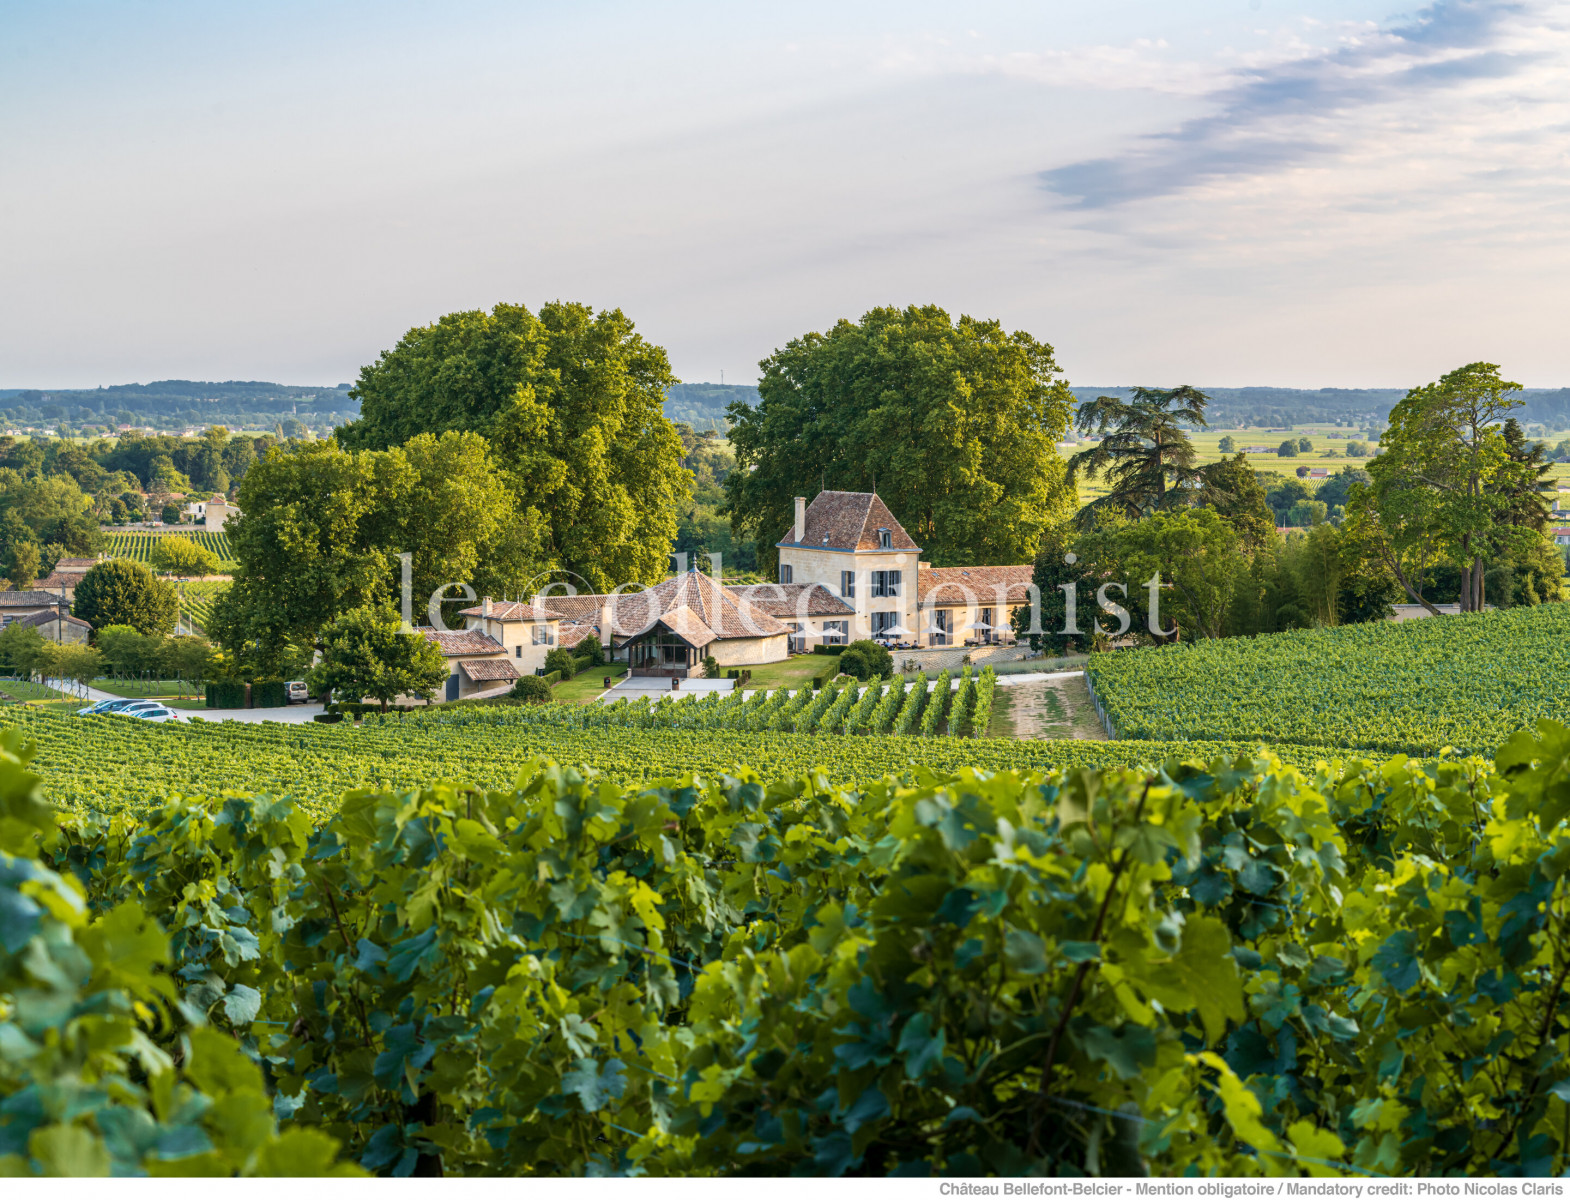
[315,605,448,711]
[1347,362,1536,613]
[724,305,1076,571]
[154,535,219,577]
[1066,386,1210,522]
[212,433,543,671]
[337,301,689,590]
[73,558,178,636]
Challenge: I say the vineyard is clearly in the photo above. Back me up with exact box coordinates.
[540,666,999,738]
[0,704,1352,821]
[175,579,229,632]
[1088,601,1570,756]
[7,709,1570,1176]
[101,528,238,572]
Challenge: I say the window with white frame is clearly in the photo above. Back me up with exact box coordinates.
[840,570,855,598]
[531,624,554,645]
[871,569,901,597]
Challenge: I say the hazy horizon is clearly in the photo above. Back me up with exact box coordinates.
[5,1,1567,389]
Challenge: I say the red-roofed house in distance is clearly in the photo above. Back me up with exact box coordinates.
[774,491,1034,649]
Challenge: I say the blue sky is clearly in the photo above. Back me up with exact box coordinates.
[3,1,1566,388]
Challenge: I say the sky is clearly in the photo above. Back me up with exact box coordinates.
[3,0,1567,390]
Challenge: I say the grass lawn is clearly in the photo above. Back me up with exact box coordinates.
[93,678,203,700]
[551,662,629,704]
[0,679,68,702]
[739,653,840,692]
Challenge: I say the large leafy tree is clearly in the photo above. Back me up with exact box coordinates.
[316,605,449,711]
[212,433,542,669]
[338,301,688,590]
[1197,453,1275,549]
[1348,362,1534,613]
[1067,385,1210,521]
[154,535,219,577]
[725,305,1075,570]
[74,558,178,636]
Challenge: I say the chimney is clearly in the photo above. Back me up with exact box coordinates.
[482,595,493,617]
[793,496,806,543]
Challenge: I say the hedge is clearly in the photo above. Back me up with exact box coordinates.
[251,680,288,709]
[205,680,246,709]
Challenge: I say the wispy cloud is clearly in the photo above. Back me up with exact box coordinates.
[1040,1,1563,208]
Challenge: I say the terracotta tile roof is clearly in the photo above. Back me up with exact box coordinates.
[417,628,508,657]
[917,564,1035,607]
[733,582,855,618]
[777,491,920,551]
[459,659,521,682]
[557,624,598,650]
[456,575,788,648]
[623,603,719,649]
[454,599,563,621]
[34,574,78,590]
[52,558,97,572]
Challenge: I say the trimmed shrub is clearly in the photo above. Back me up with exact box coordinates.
[845,639,893,679]
[205,680,245,709]
[838,647,870,681]
[511,675,552,703]
[544,647,576,679]
[251,680,288,709]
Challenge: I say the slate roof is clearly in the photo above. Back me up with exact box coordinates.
[416,628,509,658]
[777,491,921,552]
[0,590,72,608]
[14,609,91,630]
[459,659,521,682]
[916,565,1035,607]
[732,582,855,619]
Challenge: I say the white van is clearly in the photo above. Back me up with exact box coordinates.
[286,681,309,703]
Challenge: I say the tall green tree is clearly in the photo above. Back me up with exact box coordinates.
[725,305,1075,571]
[338,301,688,590]
[1351,362,1533,613]
[212,433,544,668]
[316,605,448,711]
[1066,386,1210,522]
[1197,453,1275,549]
[73,559,178,636]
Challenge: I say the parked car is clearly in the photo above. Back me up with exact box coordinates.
[128,704,182,723]
[286,680,308,703]
[77,698,144,716]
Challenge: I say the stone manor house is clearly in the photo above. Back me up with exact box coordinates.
[419,491,1037,687]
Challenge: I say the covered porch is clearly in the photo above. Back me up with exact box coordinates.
[620,615,716,679]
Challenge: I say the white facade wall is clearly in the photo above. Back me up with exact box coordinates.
[706,634,789,667]
[775,545,917,638]
[462,614,559,676]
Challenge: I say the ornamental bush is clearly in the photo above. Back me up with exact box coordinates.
[14,716,1570,1175]
[511,675,552,703]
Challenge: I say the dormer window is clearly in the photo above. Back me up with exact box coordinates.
[877,528,892,550]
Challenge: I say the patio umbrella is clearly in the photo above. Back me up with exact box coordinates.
[880,625,915,637]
